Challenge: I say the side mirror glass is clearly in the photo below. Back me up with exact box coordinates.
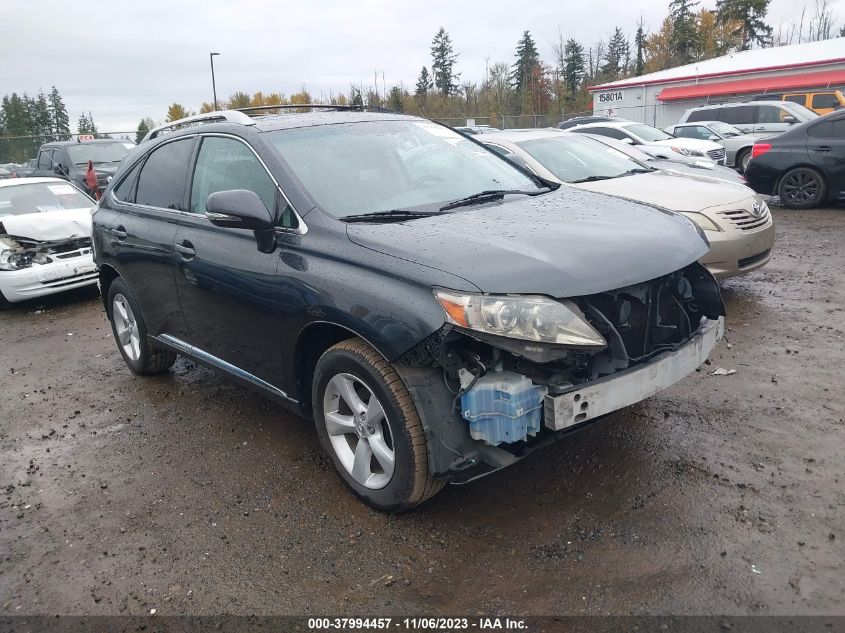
[783,115,798,124]
[206,189,274,231]
[621,137,634,145]
[709,135,721,141]
[53,164,65,175]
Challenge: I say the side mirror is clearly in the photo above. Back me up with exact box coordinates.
[621,137,634,145]
[206,189,276,253]
[206,189,274,230]
[783,115,798,124]
[53,163,66,175]
[708,135,721,141]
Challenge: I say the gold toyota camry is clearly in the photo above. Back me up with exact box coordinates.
[477,129,775,279]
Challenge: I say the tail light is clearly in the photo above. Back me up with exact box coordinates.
[751,143,772,158]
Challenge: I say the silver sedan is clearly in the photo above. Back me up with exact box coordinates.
[664,121,771,173]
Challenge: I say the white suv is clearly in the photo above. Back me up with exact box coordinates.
[678,101,818,135]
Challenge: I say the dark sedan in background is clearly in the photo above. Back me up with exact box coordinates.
[745,110,845,209]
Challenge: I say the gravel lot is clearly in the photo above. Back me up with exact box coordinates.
[1,205,843,616]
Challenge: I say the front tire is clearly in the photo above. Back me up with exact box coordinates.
[107,278,176,375]
[778,167,826,209]
[312,338,444,512]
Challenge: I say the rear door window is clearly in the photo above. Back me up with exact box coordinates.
[577,126,628,140]
[135,138,195,211]
[722,105,757,125]
[757,105,784,124]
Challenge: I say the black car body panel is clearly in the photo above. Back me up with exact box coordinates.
[93,110,722,491]
[347,187,709,297]
[745,109,845,202]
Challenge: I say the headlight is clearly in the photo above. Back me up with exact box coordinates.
[671,147,705,157]
[0,249,29,270]
[433,289,607,347]
[679,212,721,232]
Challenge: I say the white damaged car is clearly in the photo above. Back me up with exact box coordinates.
[0,177,97,307]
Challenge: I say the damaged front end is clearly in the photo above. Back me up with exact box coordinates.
[396,262,725,483]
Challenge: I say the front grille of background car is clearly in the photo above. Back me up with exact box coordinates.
[707,148,726,161]
[717,207,770,231]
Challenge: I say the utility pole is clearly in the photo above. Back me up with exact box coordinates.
[210,52,221,110]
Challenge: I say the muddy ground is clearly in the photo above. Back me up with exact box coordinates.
[1,205,843,617]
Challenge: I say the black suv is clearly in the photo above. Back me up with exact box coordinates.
[33,139,135,197]
[93,107,725,511]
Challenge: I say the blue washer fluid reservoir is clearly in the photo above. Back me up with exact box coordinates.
[460,370,548,445]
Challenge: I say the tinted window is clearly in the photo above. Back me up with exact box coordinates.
[576,126,628,140]
[135,139,194,210]
[674,126,712,140]
[37,149,54,169]
[686,109,718,122]
[112,160,143,203]
[807,118,845,139]
[812,93,838,109]
[784,95,807,105]
[190,137,277,215]
[722,105,757,125]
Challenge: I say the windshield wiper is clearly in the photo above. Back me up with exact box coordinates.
[438,188,545,212]
[341,209,439,223]
[570,175,614,183]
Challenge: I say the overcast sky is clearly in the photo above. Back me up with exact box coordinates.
[1,0,840,132]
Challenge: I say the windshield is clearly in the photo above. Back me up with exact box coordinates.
[0,182,92,216]
[265,120,541,218]
[66,142,131,166]
[625,124,674,142]
[780,101,819,121]
[517,135,651,183]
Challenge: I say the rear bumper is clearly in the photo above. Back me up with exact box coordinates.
[545,317,723,430]
[0,255,98,302]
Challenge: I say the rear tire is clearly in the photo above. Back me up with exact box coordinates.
[107,278,176,375]
[778,167,826,209]
[736,148,751,173]
[0,290,12,311]
[312,338,444,512]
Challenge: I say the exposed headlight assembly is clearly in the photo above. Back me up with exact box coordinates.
[679,212,721,232]
[434,289,607,348]
[671,147,705,157]
[0,249,51,270]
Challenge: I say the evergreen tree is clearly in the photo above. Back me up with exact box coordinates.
[602,27,629,80]
[77,112,99,135]
[635,17,647,76]
[350,88,364,107]
[669,0,702,64]
[716,0,773,49]
[511,31,540,91]
[562,39,586,98]
[136,118,152,144]
[48,86,70,139]
[32,91,52,139]
[2,93,34,135]
[415,67,433,97]
[430,27,460,97]
[388,86,405,112]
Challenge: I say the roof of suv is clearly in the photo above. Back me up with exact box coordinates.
[41,139,130,148]
[252,110,423,132]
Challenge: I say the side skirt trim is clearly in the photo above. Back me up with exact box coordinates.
[153,333,298,404]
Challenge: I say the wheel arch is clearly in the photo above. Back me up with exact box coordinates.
[775,163,829,202]
[293,321,393,416]
[98,263,120,317]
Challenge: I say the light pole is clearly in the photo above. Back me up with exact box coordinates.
[209,52,220,110]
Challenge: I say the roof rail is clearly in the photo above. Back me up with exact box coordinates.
[143,110,255,141]
[235,104,400,116]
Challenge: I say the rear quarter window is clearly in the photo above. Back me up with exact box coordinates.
[685,109,718,123]
[812,93,838,109]
[722,105,757,125]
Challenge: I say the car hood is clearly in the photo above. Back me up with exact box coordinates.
[0,208,92,241]
[346,188,709,298]
[572,170,753,212]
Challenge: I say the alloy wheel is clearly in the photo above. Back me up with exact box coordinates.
[782,170,821,206]
[112,294,141,362]
[322,373,395,489]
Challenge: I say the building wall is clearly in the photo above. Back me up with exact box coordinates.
[590,62,845,128]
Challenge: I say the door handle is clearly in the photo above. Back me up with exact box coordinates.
[112,226,127,240]
[174,241,196,259]
[812,146,831,153]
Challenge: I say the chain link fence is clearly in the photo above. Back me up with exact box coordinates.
[0,133,136,169]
